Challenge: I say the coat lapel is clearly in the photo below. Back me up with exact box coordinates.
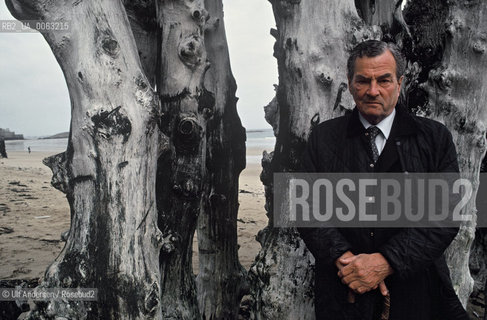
[375,136,399,172]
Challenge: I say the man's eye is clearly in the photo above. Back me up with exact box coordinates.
[379,79,392,83]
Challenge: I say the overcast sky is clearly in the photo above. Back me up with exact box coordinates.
[0,1,277,137]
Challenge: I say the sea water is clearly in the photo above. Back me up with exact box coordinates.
[5,129,276,164]
[5,138,68,153]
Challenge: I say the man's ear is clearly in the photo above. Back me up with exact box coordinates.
[397,75,404,89]
[347,77,353,94]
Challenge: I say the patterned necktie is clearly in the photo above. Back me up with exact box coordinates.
[366,126,381,163]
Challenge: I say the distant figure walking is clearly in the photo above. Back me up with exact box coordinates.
[0,138,7,158]
[28,146,31,154]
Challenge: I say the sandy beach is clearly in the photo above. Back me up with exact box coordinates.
[0,148,269,280]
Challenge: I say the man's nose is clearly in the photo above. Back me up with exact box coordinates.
[366,81,380,97]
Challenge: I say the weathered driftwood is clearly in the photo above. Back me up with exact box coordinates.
[195,0,248,319]
[403,0,487,306]
[154,1,211,318]
[6,0,245,319]
[6,0,164,318]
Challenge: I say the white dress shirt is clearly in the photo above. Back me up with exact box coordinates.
[358,108,396,155]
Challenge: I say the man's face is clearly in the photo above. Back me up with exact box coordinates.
[348,50,403,125]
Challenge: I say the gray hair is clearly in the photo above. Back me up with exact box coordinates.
[347,40,406,81]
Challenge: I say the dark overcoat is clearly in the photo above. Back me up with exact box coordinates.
[299,105,470,320]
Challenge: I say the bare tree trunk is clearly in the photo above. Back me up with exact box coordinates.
[403,0,487,307]
[195,1,248,319]
[154,0,246,318]
[154,0,212,318]
[6,0,164,318]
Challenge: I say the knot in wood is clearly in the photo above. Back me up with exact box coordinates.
[192,10,201,19]
[101,37,120,58]
[135,75,148,90]
[162,243,174,253]
[456,116,467,131]
[187,0,208,23]
[473,41,486,54]
[431,69,453,91]
[477,136,486,149]
[179,118,197,136]
[178,35,204,68]
[159,233,178,253]
[175,116,201,154]
[317,73,333,86]
[192,8,209,23]
[62,276,73,287]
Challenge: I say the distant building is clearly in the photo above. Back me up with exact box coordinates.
[0,128,24,140]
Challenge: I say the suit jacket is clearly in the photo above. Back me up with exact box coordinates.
[299,105,469,320]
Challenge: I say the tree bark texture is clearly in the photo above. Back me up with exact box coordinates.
[154,1,212,318]
[196,1,248,319]
[403,0,487,307]
[250,0,485,318]
[6,0,164,318]
[469,228,487,317]
[6,0,245,319]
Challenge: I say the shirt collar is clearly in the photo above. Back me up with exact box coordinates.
[358,108,396,140]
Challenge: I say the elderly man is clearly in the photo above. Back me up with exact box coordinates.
[300,40,469,319]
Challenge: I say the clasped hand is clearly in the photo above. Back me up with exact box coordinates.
[335,251,393,301]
